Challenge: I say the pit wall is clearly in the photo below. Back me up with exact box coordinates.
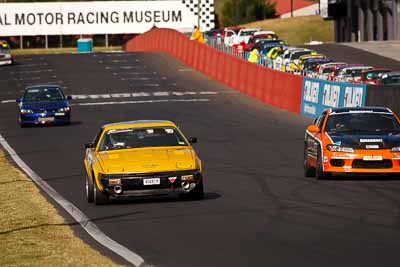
[124,28,399,118]
[124,28,303,113]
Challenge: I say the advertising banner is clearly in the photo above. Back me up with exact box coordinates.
[301,77,367,118]
[0,1,215,36]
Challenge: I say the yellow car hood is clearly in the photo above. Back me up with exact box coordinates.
[97,147,196,173]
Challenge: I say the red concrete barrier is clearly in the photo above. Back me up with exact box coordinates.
[124,28,303,114]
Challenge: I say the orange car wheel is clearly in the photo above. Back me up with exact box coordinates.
[304,148,316,177]
[316,148,331,180]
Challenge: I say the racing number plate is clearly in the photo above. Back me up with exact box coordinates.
[38,117,55,122]
[363,155,383,161]
[143,178,160,185]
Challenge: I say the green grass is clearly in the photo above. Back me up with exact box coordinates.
[0,150,128,267]
[12,46,122,56]
[240,15,334,45]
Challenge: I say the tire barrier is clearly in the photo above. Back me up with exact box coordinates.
[124,28,303,113]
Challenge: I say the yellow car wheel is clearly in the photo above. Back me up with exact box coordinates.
[85,174,94,203]
[186,179,204,200]
[94,182,109,205]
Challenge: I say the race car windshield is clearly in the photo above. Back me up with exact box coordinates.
[99,127,188,151]
[0,47,10,53]
[326,113,400,133]
[382,75,400,85]
[292,51,312,60]
[23,88,64,102]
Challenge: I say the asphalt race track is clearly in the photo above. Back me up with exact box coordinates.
[2,52,400,267]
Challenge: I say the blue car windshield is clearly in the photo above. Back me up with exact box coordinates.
[23,87,64,102]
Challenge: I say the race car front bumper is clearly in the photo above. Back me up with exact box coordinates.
[99,170,202,197]
[0,59,12,66]
[322,149,400,174]
[20,111,71,125]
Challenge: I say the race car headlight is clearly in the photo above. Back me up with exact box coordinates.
[391,147,400,152]
[326,144,354,153]
[57,107,71,112]
[3,54,11,59]
[20,109,33,114]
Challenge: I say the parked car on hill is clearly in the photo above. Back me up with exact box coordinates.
[316,62,347,80]
[335,66,373,82]
[379,72,400,86]
[353,68,391,84]
[0,40,13,66]
[232,28,261,45]
[244,31,279,51]
[223,27,244,46]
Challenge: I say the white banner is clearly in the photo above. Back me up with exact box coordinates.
[0,1,215,36]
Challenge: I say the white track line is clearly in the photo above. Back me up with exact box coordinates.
[1,92,219,104]
[0,134,146,267]
[73,98,210,106]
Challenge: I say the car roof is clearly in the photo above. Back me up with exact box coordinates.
[102,120,177,131]
[320,62,347,68]
[25,84,62,90]
[340,66,373,71]
[328,107,392,115]
[383,72,400,76]
[254,31,276,35]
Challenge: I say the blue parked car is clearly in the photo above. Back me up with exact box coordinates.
[17,85,72,127]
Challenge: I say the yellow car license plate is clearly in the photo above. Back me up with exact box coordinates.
[143,178,160,185]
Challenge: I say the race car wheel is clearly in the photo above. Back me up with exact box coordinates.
[186,179,204,200]
[86,174,94,203]
[316,148,331,180]
[304,148,316,177]
[94,182,109,205]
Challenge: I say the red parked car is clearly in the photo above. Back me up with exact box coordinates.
[353,68,391,84]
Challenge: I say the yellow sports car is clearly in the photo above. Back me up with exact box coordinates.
[84,120,204,205]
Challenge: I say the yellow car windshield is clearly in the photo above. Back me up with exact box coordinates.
[99,127,188,151]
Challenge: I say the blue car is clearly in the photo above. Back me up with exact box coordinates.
[17,85,72,127]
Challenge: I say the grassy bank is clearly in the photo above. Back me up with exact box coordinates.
[241,15,333,45]
[12,46,122,56]
[0,149,127,267]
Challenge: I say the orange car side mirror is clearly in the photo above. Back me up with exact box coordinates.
[307,125,320,133]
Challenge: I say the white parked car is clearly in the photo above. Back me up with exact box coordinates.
[317,62,347,80]
[0,40,13,66]
[223,28,242,46]
[282,48,314,72]
[231,28,261,45]
[336,66,374,82]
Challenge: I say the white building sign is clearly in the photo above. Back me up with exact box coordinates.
[0,0,215,36]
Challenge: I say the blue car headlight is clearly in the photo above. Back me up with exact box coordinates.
[326,144,354,153]
[20,109,33,114]
[57,107,71,112]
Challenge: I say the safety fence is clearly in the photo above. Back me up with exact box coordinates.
[124,28,303,113]
[124,28,400,118]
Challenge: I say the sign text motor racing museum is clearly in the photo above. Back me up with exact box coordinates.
[0,1,215,36]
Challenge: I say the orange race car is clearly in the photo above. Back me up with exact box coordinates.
[304,107,400,179]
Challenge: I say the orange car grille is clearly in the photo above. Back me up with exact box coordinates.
[352,159,393,169]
